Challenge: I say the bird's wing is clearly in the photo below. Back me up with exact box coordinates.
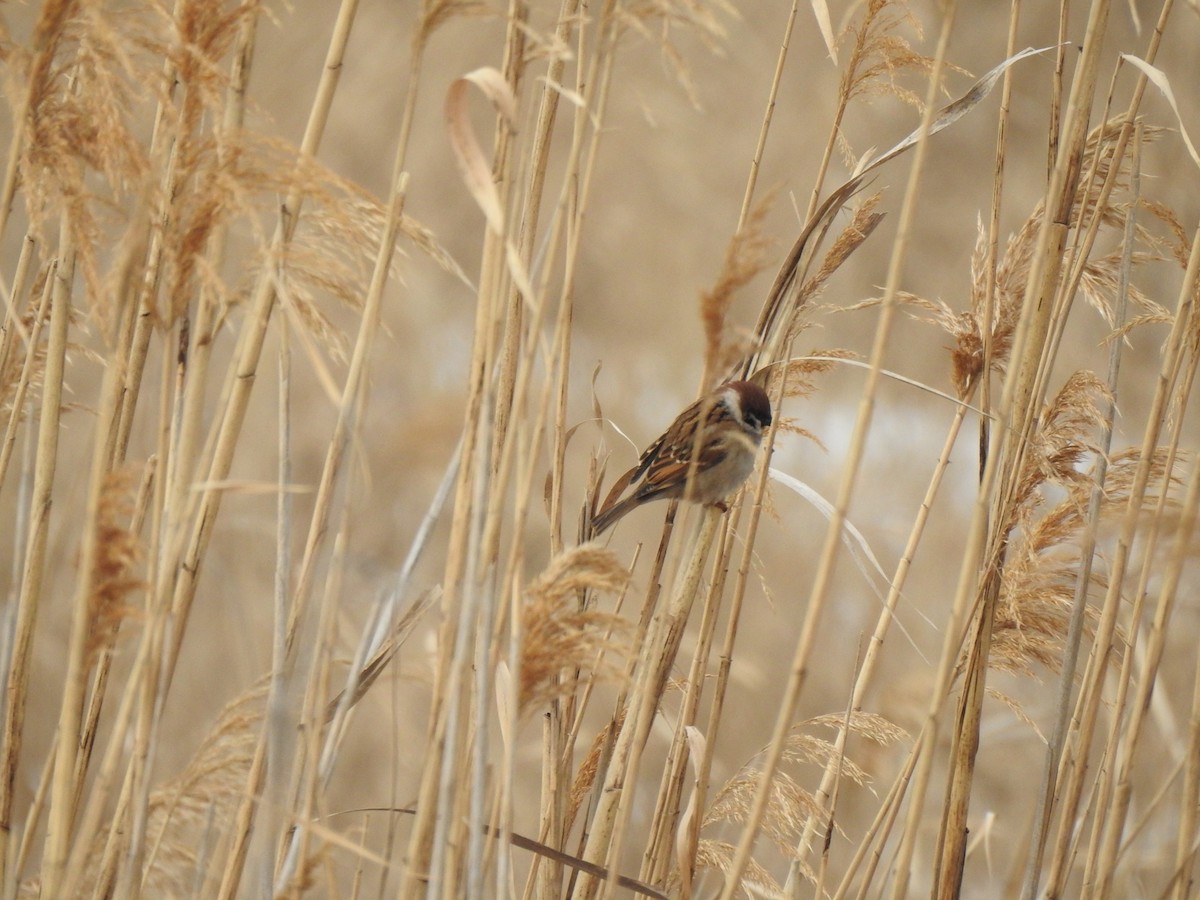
[635,425,732,503]
[596,424,670,516]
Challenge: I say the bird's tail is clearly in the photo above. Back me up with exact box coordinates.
[590,494,640,535]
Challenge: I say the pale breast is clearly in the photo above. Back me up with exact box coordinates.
[687,431,759,504]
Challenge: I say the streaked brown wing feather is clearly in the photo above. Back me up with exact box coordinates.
[597,391,739,516]
[636,427,732,502]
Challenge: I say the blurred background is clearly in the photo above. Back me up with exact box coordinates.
[5,0,1200,894]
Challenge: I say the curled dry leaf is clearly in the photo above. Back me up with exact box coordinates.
[444,67,517,234]
[1121,54,1200,171]
[675,726,707,898]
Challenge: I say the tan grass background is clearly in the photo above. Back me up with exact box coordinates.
[3,1,1200,897]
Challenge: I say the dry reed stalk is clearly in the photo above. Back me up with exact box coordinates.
[1035,13,1185,897]
[789,395,973,874]
[273,39,424,885]
[1174,574,1200,899]
[1078,279,1198,895]
[735,0,799,229]
[138,0,358,888]
[116,5,271,886]
[678,503,761,887]
[808,0,930,223]
[0,266,52,515]
[160,0,361,688]
[613,6,1035,894]
[0,234,38,452]
[1018,120,1144,897]
[977,0,1023,428]
[561,0,945,888]
[719,7,961,896]
[631,6,933,893]
[531,0,582,563]
[571,510,723,900]
[483,26,623,883]
[58,523,173,897]
[229,2,437,890]
[637,522,737,888]
[21,228,72,896]
[402,0,684,893]
[1092,414,1200,896]
[5,0,459,893]
[1043,211,1200,900]
[0,260,54,866]
[5,0,1200,896]
[927,0,1132,891]
[401,87,497,897]
[398,12,526,898]
[629,197,786,889]
[0,3,75,247]
[521,541,638,899]
[404,104,504,900]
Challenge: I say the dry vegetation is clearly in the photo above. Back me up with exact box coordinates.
[2,0,1200,898]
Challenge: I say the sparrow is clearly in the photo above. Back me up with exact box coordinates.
[591,380,773,535]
